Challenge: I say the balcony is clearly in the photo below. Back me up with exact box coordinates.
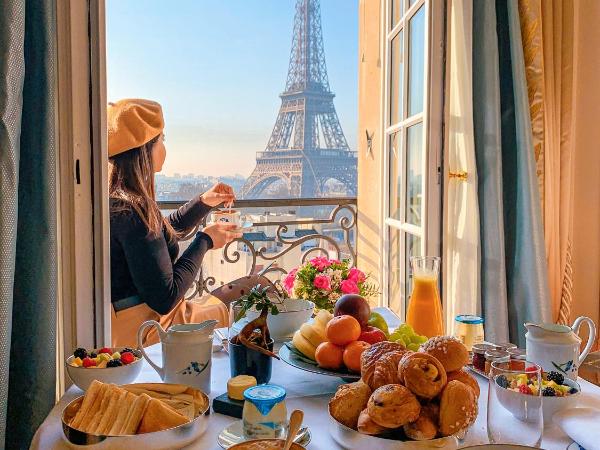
[158,197,357,302]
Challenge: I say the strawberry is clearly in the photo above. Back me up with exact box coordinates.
[98,347,112,355]
[519,384,532,395]
[525,366,538,373]
[82,357,96,368]
[120,352,135,365]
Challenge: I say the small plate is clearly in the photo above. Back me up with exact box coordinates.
[217,420,311,449]
[279,343,360,381]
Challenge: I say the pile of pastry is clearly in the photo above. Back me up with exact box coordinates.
[329,336,479,441]
[68,380,207,435]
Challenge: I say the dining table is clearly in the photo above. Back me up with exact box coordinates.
[32,308,600,449]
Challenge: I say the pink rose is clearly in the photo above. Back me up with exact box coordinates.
[340,279,359,294]
[313,274,331,291]
[283,269,297,293]
[347,267,366,283]
[310,256,332,271]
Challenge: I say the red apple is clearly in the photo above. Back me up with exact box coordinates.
[358,326,387,344]
[334,294,371,329]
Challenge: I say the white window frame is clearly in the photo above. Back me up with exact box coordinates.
[379,0,444,320]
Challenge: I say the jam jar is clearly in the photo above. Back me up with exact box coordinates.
[472,343,493,372]
[242,384,287,439]
[484,349,510,375]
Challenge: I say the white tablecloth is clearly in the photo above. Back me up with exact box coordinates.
[32,316,600,449]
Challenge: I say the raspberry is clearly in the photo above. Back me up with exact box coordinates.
[519,384,532,395]
[120,352,135,365]
[98,347,112,355]
[547,371,564,385]
[73,348,87,359]
[525,366,538,373]
[82,357,96,368]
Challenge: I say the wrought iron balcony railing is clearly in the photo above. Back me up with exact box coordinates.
[158,197,357,301]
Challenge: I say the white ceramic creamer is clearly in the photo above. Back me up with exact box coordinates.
[525,316,596,380]
[137,320,217,393]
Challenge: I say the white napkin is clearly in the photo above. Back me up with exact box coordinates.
[553,407,600,450]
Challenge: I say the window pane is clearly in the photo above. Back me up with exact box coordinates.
[406,122,423,225]
[388,131,402,220]
[404,232,422,313]
[388,227,402,314]
[408,0,418,7]
[391,0,402,29]
[408,6,425,116]
[389,31,404,125]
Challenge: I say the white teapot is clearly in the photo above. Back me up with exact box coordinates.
[137,320,217,394]
[525,316,596,380]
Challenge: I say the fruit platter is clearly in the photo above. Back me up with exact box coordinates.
[280,294,429,380]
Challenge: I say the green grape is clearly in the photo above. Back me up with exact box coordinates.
[415,335,428,344]
[409,334,423,344]
[396,323,415,336]
[390,334,407,347]
[407,343,420,352]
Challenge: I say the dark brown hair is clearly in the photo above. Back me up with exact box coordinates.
[109,135,177,239]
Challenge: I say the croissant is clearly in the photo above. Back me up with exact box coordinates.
[372,350,405,390]
[360,341,407,390]
[439,380,478,436]
[398,352,447,399]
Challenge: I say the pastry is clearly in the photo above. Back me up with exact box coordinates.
[328,381,372,430]
[357,409,388,435]
[439,380,478,436]
[361,341,407,390]
[447,369,480,398]
[398,352,447,399]
[420,336,469,373]
[372,350,404,390]
[367,384,421,428]
[403,404,439,440]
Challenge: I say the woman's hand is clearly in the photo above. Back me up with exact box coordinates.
[203,222,242,249]
[201,182,236,208]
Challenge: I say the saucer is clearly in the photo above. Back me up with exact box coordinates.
[217,420,311,449]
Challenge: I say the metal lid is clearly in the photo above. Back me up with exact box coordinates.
[485,349,510,360]
[244,384,286,416]
[455,315,484,325]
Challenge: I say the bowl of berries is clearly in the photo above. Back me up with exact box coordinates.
[66,347,143,391]
[494,367,580,426]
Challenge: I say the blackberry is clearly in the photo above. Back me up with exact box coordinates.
[547,371,564,385]
[569,387,578,395]
[107,359,122,368]
[89,352,97,358]
[73,347,87,359]
[122,347,134,354]
[497,375,509,389]
[542,387,556,396]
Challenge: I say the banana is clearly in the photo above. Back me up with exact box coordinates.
[314,309,333,328]
[300,322,327,348]
[292,330,316,360]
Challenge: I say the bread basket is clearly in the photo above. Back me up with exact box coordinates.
[61,383,209,449]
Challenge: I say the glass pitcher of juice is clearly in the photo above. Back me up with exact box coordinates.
[406,256,444,337]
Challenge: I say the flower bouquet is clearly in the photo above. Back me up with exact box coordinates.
[283,257,378,312]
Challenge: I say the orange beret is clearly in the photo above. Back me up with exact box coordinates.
[107,99,164,157]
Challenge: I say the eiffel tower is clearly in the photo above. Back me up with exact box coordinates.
[241,0,357,199]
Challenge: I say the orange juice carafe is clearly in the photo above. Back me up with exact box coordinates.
[405,256,444,337]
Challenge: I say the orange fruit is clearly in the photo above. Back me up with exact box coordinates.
[326,315,361,346]
[315,342,344,370]
[343,340,371,373]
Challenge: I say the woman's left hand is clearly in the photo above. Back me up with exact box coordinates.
[201,182,236,208]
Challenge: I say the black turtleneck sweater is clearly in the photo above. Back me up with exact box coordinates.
[110,196,213,314]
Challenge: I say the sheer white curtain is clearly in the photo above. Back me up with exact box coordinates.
[443,0,481,334]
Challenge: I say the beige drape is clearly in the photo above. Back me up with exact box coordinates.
[518,0,575,324]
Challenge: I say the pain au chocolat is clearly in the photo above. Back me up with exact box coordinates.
[398,352,447,399]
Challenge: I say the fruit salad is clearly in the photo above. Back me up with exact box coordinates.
[496,370,579,397]
[70,347,142,369]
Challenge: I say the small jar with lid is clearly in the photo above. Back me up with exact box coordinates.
[454,315,485,351]
[494,342,517,352]
[242,384,287,440]
[484,349,510,375]
[507,347,526,370]
[472,343,493,372]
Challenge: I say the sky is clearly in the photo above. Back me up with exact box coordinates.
[106,0,359,178]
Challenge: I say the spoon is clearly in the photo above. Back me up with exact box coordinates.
[283,409,303,450]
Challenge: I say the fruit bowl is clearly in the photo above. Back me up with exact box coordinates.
[66,347,143,390]
[243,298,314,340]
[279,343,360,381]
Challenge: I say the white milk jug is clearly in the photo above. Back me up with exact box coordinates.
[137,320,217,394]
[525,316,596,380]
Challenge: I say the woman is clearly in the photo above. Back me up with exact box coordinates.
[108,98,241,347]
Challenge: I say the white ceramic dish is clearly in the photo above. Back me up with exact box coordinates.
[494,376,580,426]
[329,413,460,449]
[66,348,143,391]
[243,298,314,340]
